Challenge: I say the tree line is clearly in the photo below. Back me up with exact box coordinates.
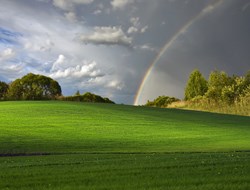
[145,70,250,112]
[0,73,115,104]
[184,70,250,104]
[59,92,115,104]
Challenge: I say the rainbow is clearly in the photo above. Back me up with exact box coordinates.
[134,0,224,105]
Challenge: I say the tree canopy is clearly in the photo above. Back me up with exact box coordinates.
[184,69,208,100]
[7,73,62,100]
[0,81,8,100]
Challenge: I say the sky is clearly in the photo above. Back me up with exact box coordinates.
[0,0,249,105]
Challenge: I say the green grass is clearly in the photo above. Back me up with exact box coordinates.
[0,101,250,189]
[1,152,250,190]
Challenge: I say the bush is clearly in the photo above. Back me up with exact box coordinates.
[60,92,115,104]
[146,96,180,108]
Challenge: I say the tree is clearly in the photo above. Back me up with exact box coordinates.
[243,70,250,89]
[75,90,80,96]
[7,73,62,100]
[0,81,8,100]
[184,70,208,100]
[205,71,231,101]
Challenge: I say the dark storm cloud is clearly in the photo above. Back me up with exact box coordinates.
[138,0,250,104]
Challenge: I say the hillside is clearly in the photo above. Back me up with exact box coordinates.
[0,101,249,154]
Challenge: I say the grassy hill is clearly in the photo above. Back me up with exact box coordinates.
[0,101,250,189]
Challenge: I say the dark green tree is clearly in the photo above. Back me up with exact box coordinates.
[184,70,208,100]
[7,73,62,100]
[61,92,115,104]
[0,81,9,100]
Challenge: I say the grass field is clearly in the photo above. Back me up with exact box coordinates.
[0,101,250,189]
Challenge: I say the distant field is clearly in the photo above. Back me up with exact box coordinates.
[0,101,250,189]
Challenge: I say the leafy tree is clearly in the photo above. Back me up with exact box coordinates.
[7,73,62,100]
[184,70,208,100]
[6,79,23,100]
[0,81,8,100]
[205,71,231,101]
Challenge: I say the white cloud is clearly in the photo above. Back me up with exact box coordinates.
[51,54,66,71]
[140,25,148,33]
[2,48,15,57]
[53,0,94,21]
[111,0,135,10]
[24,41,54,52]
[130,17,140,27]
[93,9,102,15]
[107,80,124,90]
[0,48,15,60]
[127,26,138,34]
[127,17,148,34]
[78,26,132,47]
[50,61,103,79]
[64,11,77,22]
[53,0,94,11]
[139,44,157,52]
[0,62,25,81]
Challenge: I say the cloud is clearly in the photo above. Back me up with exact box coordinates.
[64,11,77,22]
[53,0,94,21]
[51,54,65,71]
[78,26,132,47]
[50,61,104,79]
[111,0,135,10]
[130,17,140,26]
[2,48,15,57]
[93,9,102,15]
[107,80,124,90]
[53,0,94,11]
[127,26,138,34]
[0,62,25,81]
[0,48,15,60]
[140,25,148,33]
[127,17,148,34]
[24,38,55,52]
[138,44,158,52]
